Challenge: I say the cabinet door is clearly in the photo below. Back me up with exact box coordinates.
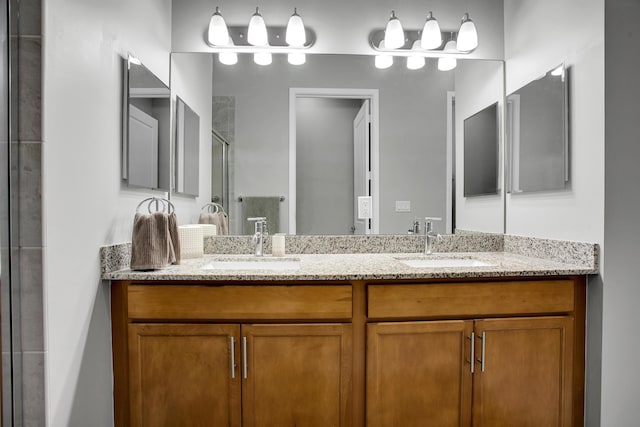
[128,323,241,427]
[472,316,574,427]
[241,323,353,427]
[367,321,474,427]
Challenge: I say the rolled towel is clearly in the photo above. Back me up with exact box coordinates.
[130,211,178,270]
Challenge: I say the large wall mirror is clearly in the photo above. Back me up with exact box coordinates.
[507,64,569,193]
[122,55,171,191]
[171,52,505,236]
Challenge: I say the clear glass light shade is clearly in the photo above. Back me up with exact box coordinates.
[286,9,306,46]
[407,41,425,70]
[437,40,457,71]
[288,52,306,65]
[456,13,478,51]
[384,11,405,49]
[208,8,230,46]
[254,52,272,66]
[375,42,393,69]
[421,12,442,49]
[248,8,269,46]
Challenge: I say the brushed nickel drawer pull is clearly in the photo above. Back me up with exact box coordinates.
[242,336,248,379]
[476,331,486,372]
[230,336,236,379]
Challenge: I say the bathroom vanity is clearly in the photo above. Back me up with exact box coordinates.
[105,249,595,427]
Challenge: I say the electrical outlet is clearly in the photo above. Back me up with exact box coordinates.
[395,200,411,212]
[358,196,372,219]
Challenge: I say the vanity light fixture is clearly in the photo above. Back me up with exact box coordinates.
[406,40,425,70]
[218,38,238,65]
[286,8,306,46]
[375,41,393,69]
[205,6,314,66]
[208,7,230,46]
[456,13,478,52]
[248,7,269,46]
[371,10,477,70]
[421,12,442,49]
[384,11,405,49]
[437,38,457,71]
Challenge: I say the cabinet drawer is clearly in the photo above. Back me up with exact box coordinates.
[368,280,574,319]
[128,284,353,321]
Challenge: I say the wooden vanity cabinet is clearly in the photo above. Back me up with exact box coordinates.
[112,282,354,427]
[366,278,585,427]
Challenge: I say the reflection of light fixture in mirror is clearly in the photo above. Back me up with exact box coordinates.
[456,13,478,52]
[218,38,238,65]
[551,64,565,77]
[286,8,306,46]
[208,7,230,46]
[288,52,306,65]
[421,12,442,49]
[384,10,405,49]
[375,41,393,69]
[437,39,457,71]
[254,52,272,66]
[248,7,268,46]
[406,41,425,70]
[128,54,142,66]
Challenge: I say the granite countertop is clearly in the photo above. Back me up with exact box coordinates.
[102,251,598,282]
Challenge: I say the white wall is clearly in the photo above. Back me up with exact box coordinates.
[41,0,206,425]
[172,0,505,59]
[454,59,505,233]
[170,53,214,222]
[601,1,640,425]
[504,0,605,244]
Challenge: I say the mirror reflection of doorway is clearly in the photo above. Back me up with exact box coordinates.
[289,88,379,235]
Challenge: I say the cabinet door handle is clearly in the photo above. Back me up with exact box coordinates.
[242,336,248,379]
[230,336,236,379]
[467,333,475,374]
[476,331,486,372]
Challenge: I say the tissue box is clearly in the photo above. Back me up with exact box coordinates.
[199,224,217,237]
[178,225,204,258]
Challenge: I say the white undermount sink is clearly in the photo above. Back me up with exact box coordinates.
[397,258,495,268]
[201,258,301,271]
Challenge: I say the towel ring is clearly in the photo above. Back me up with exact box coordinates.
[136,197,175,214]
[202,202,225,214]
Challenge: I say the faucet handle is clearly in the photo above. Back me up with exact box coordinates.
[424,217,442,233]
[247,217,267,222]
[424,217,442,222]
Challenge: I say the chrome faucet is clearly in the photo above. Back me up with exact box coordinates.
[408,218,421,234]
[424,217,442,255]
[248,217,268,256]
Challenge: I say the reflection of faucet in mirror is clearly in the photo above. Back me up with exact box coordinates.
[248,217,268,256]
[408,218,421,235]
[424,217,442,255]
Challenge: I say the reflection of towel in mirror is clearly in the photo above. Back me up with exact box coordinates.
[198,212,229,235]
[130,212,180,270]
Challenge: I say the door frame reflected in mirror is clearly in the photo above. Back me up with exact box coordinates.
[288,88,380,234]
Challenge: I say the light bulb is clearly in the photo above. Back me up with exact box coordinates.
[286,8,306,46]
[254,52,272,66]
[438,40,457,71]
[384,10,405,49]
[407,41,425,70]
[208,7,230,46]
[421,12,442,50]
[457,13,478,52]
[218,38,237,65]
[248,7,269,46]
[375,41,393,69]
[288,52,306,65]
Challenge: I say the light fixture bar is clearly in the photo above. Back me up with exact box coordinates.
[205,26,315,51]
[370,29,471,58]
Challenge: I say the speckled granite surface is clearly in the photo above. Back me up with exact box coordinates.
[100,233,598,281]
[102,251,597,282]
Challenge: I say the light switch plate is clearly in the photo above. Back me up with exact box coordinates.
[395,200,411,212]
[358,196,372,219]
